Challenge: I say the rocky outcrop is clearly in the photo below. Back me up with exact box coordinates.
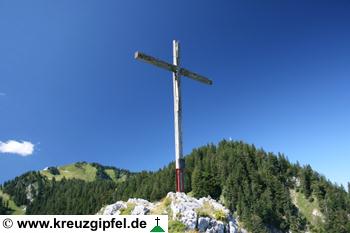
[102,201,127,215]
[100,192,245,233]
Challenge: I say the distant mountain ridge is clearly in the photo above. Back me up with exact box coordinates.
[40,161,131,183]
[0,162,132,215]
[0,140,349,233]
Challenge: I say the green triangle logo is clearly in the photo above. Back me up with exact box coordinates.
[150,225,165,232]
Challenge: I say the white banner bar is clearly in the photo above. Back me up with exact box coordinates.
[0,215,168,233]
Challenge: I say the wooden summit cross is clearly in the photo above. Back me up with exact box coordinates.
[135,40,212,192]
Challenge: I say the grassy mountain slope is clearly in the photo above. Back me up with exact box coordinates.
[0,189,25,214]
[40,163,97,181]
[39,162,130,182]
[290,189,324,231]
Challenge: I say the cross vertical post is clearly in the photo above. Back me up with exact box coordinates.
[172,40,184,192]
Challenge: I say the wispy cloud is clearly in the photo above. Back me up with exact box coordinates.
[0,92,6,96]
[0,140,34,156]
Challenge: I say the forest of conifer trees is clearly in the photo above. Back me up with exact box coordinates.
[1,140,349,232]
[0,197,9,214]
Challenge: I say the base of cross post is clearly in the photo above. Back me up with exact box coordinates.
[176,168,185,192]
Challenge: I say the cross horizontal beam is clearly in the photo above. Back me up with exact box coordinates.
[135,51,213,85]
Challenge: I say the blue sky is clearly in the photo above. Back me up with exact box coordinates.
[0,0,349,187]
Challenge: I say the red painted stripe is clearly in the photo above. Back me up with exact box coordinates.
[176,169,184,192]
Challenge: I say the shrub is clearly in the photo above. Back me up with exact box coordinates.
[196,209,210,218]
[163,197,171,207]
[120,203,136,215]
[213,210,227,222]
[169,220,186,233]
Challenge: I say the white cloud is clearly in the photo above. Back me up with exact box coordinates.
[0,140,34,156]
[0,92,5,96]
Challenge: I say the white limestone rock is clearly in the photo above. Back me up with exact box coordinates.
[131,205,150,215]
[99,192,244,232]
[312,209,322,218]
[128,198,154,215]
[206,219,224,233]
[167,192,200,229]
[102,201,127,215]
[198,217,210,232]
[229,220,239,233]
